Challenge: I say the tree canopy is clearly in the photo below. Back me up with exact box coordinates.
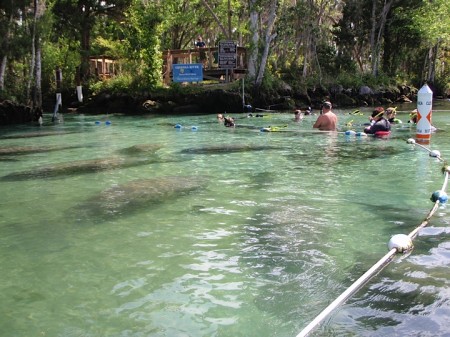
[0,0,449,107]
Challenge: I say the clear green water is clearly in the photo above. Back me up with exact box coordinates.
[1,102,450,337]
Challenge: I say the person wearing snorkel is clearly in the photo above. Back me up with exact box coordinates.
[294,109,304,121]
[386,107,402,124]
[224,116,235,127]
[364,107,391,134]
[409,108,437,131]
[408,109,418,124]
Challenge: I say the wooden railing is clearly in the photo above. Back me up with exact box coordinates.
[162,47,247,84]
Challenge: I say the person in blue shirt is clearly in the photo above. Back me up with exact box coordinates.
[195,36,207,67]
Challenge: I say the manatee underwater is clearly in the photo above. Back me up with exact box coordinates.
[116,143,163,156]
[73,175,208,221]
[0,143,170,181]
[0,144,82,156]
[0,130,80,139]
[0,156,162,181]
[179,144,281,155]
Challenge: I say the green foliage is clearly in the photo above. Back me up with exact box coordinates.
[433,74,450,97]
[410,0,450,46]
[334,73,364,89]
[41,38,80,93]
[119,1,163,89]
[167,82,204,96]
[0,0,447,108]
[89,74,134,95]
[316,44,339,74]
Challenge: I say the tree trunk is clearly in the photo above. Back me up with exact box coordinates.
[247,0,259,78]
[0,10,14,92]
[34,37,42,109]
[80,14,92,82]
[27,0,37,106]
[27,0,44,109]
[371,0,394,77]
[255,1,278,87]
[0,55,7,92]
[302,31,313,78]
[426,42,439,84]
[369,0,377,76]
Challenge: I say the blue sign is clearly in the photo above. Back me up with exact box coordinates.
[173,64,203,82]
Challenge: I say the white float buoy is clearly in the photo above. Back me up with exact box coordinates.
[429,150,440,158]
[416,84,433,144]
[406,138,416,144]
[388,234,413,253]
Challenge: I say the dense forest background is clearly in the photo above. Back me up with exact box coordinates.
[0,0,449,113]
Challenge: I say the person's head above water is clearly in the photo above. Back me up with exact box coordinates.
[322,101,332,110]
[371,107,385,119]
[386,107,397,115]
[410,109,418,123]
[224,116,235,127]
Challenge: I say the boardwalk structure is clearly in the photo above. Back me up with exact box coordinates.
[162,47,247,85]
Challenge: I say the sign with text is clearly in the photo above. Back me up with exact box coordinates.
[218,40,237,69]
[173,64,203,82]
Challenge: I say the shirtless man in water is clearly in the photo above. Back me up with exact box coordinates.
[313,101,337,131]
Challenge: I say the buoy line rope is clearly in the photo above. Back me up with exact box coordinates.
[296,138,449,337]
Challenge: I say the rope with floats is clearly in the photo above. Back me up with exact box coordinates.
[296,138,449,337]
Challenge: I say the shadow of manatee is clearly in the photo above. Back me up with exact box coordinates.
[116,144,163,156]
[1,143,179,181]
[0,144,83,156]
[0,130,80,139]
[179,144,281,155]
[73,175,208,222]
[0,156,180,181]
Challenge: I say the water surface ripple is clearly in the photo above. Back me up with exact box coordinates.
[1,104,450,336]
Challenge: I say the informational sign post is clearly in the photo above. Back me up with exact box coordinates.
[173,64,203,82]
[416,83,433,144]
[218,40,237,69]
